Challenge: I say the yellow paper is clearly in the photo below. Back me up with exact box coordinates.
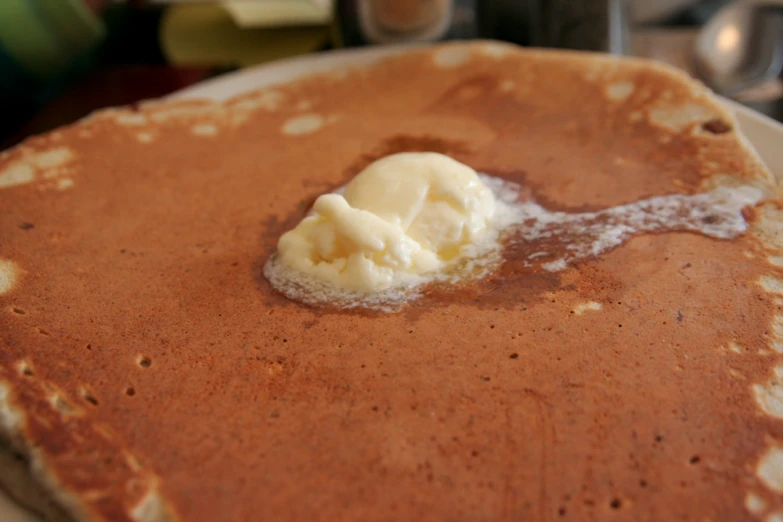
[222,0,331,28]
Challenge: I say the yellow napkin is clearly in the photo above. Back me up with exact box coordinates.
[161,3,330,68]
[223,0,330,28]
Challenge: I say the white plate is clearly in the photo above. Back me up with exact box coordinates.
[3,45,783,522]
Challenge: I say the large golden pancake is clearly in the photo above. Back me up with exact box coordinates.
[1,41,783,522]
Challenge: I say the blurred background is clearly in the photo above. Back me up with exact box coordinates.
[0,0,781,149]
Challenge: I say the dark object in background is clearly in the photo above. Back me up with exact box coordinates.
[528,0,630,54]
[643,0,733,27]
[693,3,783,97]
[0,66,212,151]
[0,3,214,149]
[476,0,531,46]
[0,3,167,147]
[333,0,478,47]
[333,0,630,53]
[99,3,168,65]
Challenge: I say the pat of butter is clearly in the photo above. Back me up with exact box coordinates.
[276,152,497,293]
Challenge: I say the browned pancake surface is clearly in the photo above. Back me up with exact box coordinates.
[1,42,783,522]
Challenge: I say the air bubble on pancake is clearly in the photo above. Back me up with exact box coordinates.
[56,178,74,191]
[0,259,19,295]
[745,492,767,515]
[761,276,783,295]
[16,360,33,377]
[453,84,484,101]
[648,103,714,132]
[226,90,284,125]
[230,113,250,127]
[80,388,99,407]
[500,80,515,92]
[126,478,146,498]
[116,113,148,126]
[0,382,22,431]
[609,498,625,510]
[16,362,33,379]
[231,90,283,113]
[542,259,567,272]
[703,172,775,195]
[700,119,733,135]
[771,315,783,353]
[232,99,262,112]
[768,256,783,267]
[613,157,628,167]
[0,147,75,188]
[146,103,216,123]
[191,123,218,137]
[573,302,602,315]
[728,342,743,354]
[481,42,510,58]
[648,103,712,131]
[42,167,65,180]
[282,114,325,136]
[30,147,74,170]
[757,446,783,493]
[137,133,155,144]
[729,368,746,380]
[266,361,284,376]
[433,47,471,68]
[126,454,143,473]
[50,394,76,416]
[768,512,783,522]
[606,82,634,101]
[753,205,783,253]
[0,162,35,189]
[0,147,79,190]
[131,486,173,522]
[754,365,783,418]
[82,490,111,502]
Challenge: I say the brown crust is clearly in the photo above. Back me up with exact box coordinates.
[0,436,73,522]
[0,41,782,521]
[0,361,173,522]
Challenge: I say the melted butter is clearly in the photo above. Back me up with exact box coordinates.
[265,158,763,311]
[272,153,502,293]
[513,185,763,271]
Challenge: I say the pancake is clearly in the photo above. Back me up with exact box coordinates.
[1,41,783,521]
